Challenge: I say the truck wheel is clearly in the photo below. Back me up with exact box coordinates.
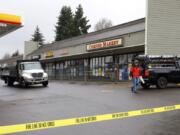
[7,79,14,86]
[4,78,7,84]
[21,83,28,88]
[42,81,48,87]
[20,79,28,88]
[156,77,168,89]
[141,83,150,89]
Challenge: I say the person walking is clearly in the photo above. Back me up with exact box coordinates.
[130,60,141,93]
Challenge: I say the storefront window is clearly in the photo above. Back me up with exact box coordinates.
[92,58,96,76]
[102,57,105,77]
[104,56,114,80]
[117,55,128,81]
[78,59,84,77]
[119,55,128,64]
[44,52,144,81]
[98,57,101,76]
[105,56,113,63]
[46,63,53,78]
[128,54,134,63]
[90,59,93,76]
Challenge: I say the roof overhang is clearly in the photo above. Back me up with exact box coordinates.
[0,13,22,37]
[40,44,145,63]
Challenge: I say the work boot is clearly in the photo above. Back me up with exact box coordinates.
[131,87,134,92]
[134,91,138,94]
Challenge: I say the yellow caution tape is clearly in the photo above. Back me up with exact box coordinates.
[0,104,180,134]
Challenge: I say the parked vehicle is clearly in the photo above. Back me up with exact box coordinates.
[0,60,48,87]
[135,55,180,89]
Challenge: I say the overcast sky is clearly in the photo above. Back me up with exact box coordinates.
[0,0,146,58]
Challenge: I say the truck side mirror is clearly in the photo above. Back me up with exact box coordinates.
[19,64,24,70]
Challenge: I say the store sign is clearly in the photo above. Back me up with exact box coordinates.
[87,38,122,51]
[60,49,69,55]
[54,48,69,56]
[45,51,54,58]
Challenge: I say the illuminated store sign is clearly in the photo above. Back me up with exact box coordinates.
[87,38,122,51]
[45,51,54,58]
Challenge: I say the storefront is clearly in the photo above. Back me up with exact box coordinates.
[42,52,143,81]
[27,18,145,81]
[89,54,135,81]
[40,42,144,81]
[86,38,143,81]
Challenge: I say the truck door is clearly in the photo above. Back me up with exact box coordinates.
[169,62,180,83]
[18,63,24,76]
[175,60,180,82]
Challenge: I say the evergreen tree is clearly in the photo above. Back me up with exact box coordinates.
[55,6,74,41]
[32,26,45,45]
[73,4,91,36]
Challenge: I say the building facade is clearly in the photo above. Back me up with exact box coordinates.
[24,41,40,59]
[27,18,145,81]
[146,0,180,55]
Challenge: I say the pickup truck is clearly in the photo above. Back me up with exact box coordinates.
[135,55,180,89]
[0,60,48,87]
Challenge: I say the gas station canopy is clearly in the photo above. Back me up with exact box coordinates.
[0,13,22,37]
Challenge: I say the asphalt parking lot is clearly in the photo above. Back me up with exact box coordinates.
[0,80,180,135]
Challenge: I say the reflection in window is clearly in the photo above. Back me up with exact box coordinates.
[105,56,113,63]
[119,55,128,64]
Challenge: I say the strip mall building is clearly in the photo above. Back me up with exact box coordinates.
[26,18,145,81]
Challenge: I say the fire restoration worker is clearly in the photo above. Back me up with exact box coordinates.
[130,60,141,93]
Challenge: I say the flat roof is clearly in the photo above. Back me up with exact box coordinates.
[0,13,22,37]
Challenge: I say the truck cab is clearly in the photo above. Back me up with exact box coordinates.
[135,55,180,89]
[18,61,48,87]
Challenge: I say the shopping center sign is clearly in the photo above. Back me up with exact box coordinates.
[87,38,122,51]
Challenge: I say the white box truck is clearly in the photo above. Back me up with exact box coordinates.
[0,60,48,87]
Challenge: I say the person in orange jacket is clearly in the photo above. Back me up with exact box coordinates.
[130,60,141,93]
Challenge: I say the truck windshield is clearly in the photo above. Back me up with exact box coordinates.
[22,62,42,70]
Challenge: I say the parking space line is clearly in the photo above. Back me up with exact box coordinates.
[0,104,180,135]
